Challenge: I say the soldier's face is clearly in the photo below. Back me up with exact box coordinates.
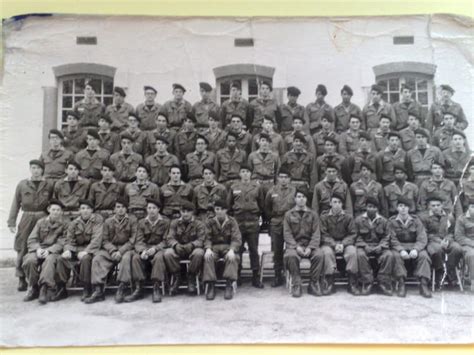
[394,170,406,181]
[408,116,419,129]
[349,118,360,130]
[156,115,168,128]
[231,118,243,130]
[239,169,251,180]
[136,167,148,180]
[321,118,331,129]
[262,120,273,131]
[260,85,271,97]
[380,118,391,130]
[226,135,237,148]
[101,167,114,180]
[371,91,381,102]
[66,165,79,179]
[98,118,110,129]
[30,165,43,178]
[294,192,307,207]
[359,138,369,150]
[293,138,304,150]
[429,201,443,215]
[292,120,303,131]
[325,141,336,154]
[316,92,325,101]
[170,168,181,181]
[214,206,227,219]
[184,119,195,130]
[115,204,127,216]
[87,136,99,148]
[341,91,351,102]
[278,174,290,185]
[259,138,270,149]
[441,90,452,100]
[200,89,211,100]
[443,116,455,128]
[415,134,427,146]
[401,89,412,101]
[49,134,62,147]
[366,204,378,215]
[67,116,79,127]
[114,93,124,104]
[230,87,241,98]
[452,135,464,148]
[121,139,133,151]
[209,117,218,128]
[287,94,297,104]
[147,204,159,217]
[128,117,139,128]
[397,204,409,215]
[80,205,93,219]
[330,198,343,212]
[173,89,184,100]
[360,167,370,178]
[388,137,400,149]
[144,90,156,101]
[325,168,338,180]
[84,85,95,98]
[181,209,193,220]
[156,140,167,152]
[431,164,443,176]
[48,205,63,219]
[195,139,207,152]
[203,169,214,182]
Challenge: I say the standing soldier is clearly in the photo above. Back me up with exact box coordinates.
[159,165,194,219]
[121,113,147,156]
[193,82,220,135]
[110,132,144,183]
[62,111,87,154]
[204,112,227,153]
[371,114,393,152]
[305,84,335,135]
[144,113,176,157]
[85,198,138,304]
[354,197,394,296]
[22,200,67,304]
[392,84,425,131]
[426,84,468,134]
[193,165,228,220]
[312,113,339,157]
[278,86,305,137]
[39,129,75,182]
[350,162,387,217]
[399,111,429,152]
[145,136,180,187]
[283,189,324,297]
[124,164,160,220]
[228,164,265,288]
[334,85,362,134]
[248,81,280,136]
[173,112,199,161]
[203,199,242,300]
[283,116,316,156]
[316,136,345,181]
[53,161,90,221]
[228,114,253,155]
[389,196,432,298]
[164,201,206,296]
[128,199,170,303]
[88,161,126,220]
[453,200,474,287]
[56,199,103,302]
[432,113,468,152]
[105,86,135,133]
[135,86,161,132]
[97,115,121,154]
[312,163,353,215]
[320,194,359,295]
[384,164,419,217]
[443,130,471,186]
[160,83,193,133]
[8,160,53,291]
[460,160,474,211]
[265,167,296,287]
[361,84,396,134]
[375,132,406,186]
[220,81,250,130]
[251,116,285,157]
[406,128,444,186]
[73,81,105,130]
[75,129,110,180]
[341,132,377,185]
[216,132,247,189]
[183,135,217,187]
[338,115,367,156]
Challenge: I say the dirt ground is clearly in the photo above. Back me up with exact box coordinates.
[0,267,472,347]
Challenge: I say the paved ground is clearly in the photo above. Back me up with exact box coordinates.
[0,268,472,347]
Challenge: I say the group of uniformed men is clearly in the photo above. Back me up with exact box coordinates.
[8,79,474,303]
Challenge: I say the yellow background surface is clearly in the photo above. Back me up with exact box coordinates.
[1,0,473,353]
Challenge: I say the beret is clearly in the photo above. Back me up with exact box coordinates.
[115,197,129,208]
[331,192,345,202]
[231,81,241,90]
[214,199,229,210]
[440,84,455,94]
[172,83,186,92]
[293,131,307,143]
[258,132,272,142]
[199,82,213,92]
[263,114,275,122]
[120,132,135,142]
[341,85,353,96]
[114,86,126,97]
[49,129,64,140]
[278,165,291,176]
[370,84,384,94]
[426,193,445,204]
[452,129,466,139]
[230,113,244,122]
[66,160,82,170]
[321,112,334,123]
[181,200,195,211]
[359,131,372,141]
[78,199,94,209]
[397,196,412,207]
[47,199,65,210]
[144,85,157,93]
[226,131,239,140]
[102,160,116,171]
[196,134,209,145]
[287,86,301,96]
[380,113,392,122]
[325,162,340,171]
[99,115,113,124]
[316,84,327,96]
[239,163,252,172]
[136,163,150,174]
[407,110,421,120]
[29,159,44,170]
[157,111,169,122]
[293,115,306,124]
[366,196,379,208]
[261,80,273,91]
[66,111,79,120]
[87,129,100,140]
[185,112,197,123]
[146,198,162,208]
[295,187,309,198]
[324,136,338,145]
[393,163,406,173]
[387,132,401,139]
[128,112,141,123]
[360,161,374,172]
[414,128,430,139]
[202,163,215,174]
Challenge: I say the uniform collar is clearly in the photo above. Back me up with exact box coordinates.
[146,214,163,226]
[328,209,345,216]
[395,214,413,224]
[292,205,310,213]
[101,178,117,184]
[429,210,446,217]
[362,212,382,221]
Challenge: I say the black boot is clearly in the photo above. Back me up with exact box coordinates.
[124,281,143,302]
[397,278,406,298]
[271,270,284,288]
[187,274,197,295]
[434,269,444,290]
[17,277,27,292]
[38,284,49,304]
[322,275,335,295]
[378,282,393,296]
[23,286,39,302]
[170,273,181,296]
[420,278,432,298]
[115,282,126,303]
[84,284,105,304]
[292,283,302,298]
[360,282,373,296]
[50,282,68,302]
[206,282,215,301]
[81,284,92,302]
[348,274,361,296]
[308,280,322,296]
[251,271,264,289]
[152,282,162,303]
[224,280,233,300]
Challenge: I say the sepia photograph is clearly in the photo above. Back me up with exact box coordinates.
[0,13,473,347]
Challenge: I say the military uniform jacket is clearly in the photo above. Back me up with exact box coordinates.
[135,215,170,252]
[193,182,228,212]
[264,184,296,223]
[8,179,53,227]
[228,180,265,219]
[135,102,162,131]
[251,131,286,157]
[406,145,445,181]
[102,214,138,255]
[121,128,147,156]
[389,214,427,252]
[281,149,318,190]
[443,147,472,180]
[399,127,430,152]
[160,99,193,129]
[249,97,280,130]
[40,148,75,180]
[105,102,135,132]
[354,213,391,248]
[338,129,363,156]
[62,127,87,154]
[184,151,217,181]
[53,178,90,210]
[192,99,220,129]
[220,98,250,129]
[145,152,180,187]
[64,214,103,254]
[375,147,407,183]
[283,206,321,249]
[248,150,281,181]
[419,210,454,244]
[145,128,176,156]
[312,129,339,157]
[305,101,335,132]
[110,151,143,182]
[278,103,305,133]
[125,180,160,210]
[166,217,206,248]
[454,212,474,248]
[362,101,396,131]
[384,181,419,216]
[341,149,377,185]
[203,128,227,153]
[312,178,353,215]
[88,179,125,211]
[97,130,121,154]
[371,128,391,152]
[320,210,356,247]
[392,99,425,130]
[461,177,474,211]
[334,102,362,134]
[427,100,468,133]
[350,179,387,216]
[159,182,194,216]
[284,131,316,156]
[75,147,110,179]
[27,216,68,253]
[204,216,242,252]
[73,98,105,128]
[316,153,345,181]
[432,127,469,152]
[216,147,247,183]
[173,129,199,161]
[418,177,462,217]
[233,130,252,156]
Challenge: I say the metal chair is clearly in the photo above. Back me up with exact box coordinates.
[169,259,201,296]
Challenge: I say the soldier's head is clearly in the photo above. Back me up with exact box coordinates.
[468,200,474,215]
[287,86,300,104]
[379,114,391,130]
[239,164,252,181]
[293,132,306,151]
[360,162,373,179]
[258,133,271,150]
[155,136,169,153]
[260,81,272,97]
[127,113,140,129]
[47,200,64,220]
[79,199,94,220]
[146,199,161,218]
[101,161,115,180]
[393,164,406,182]
[430,162,445,178]
[277,166,291,187]
[184,113,196,130]
[195,135,208,153]
[214,199,229,219]
[169,165,182,183]
[324,137,338,154]
[400,84,413,101]
[443,112,456,129]
[66,111,80,128]
[370,84,384,103]
[180,201,195,221]
[321,113,333,130]
[365,197,379,217]
[120,133,134,152]
[325,164,339,182]
[199,82,212,100]
[48,129,64,149]
[292,116,305,131]
[396,197,410,216]
[86,130,100,149]
[262,116,274,132]
[315,84,327,101]
[408,112,421,129]
[202,164,215,183]
[341,85,353,103]
[156,113,169,129]
[294,189,308,207]
[114,198,128,217]
[208,111,219,129]
[452,130,466,149]
[135,164,149,182]
[143,86,157,103]
[230,114,244,131]
[468,160,474,177]
[427,195,444,215]
[65,161,81,180]
[113,87,126,105]
[230,81,242,99]
[414,129,429,147]
[440,85,454,100]
[358,132,371,150]
[29,160,44,178]
[98,115,112,130]
[225,131,238,148]
[349,115,361,131]
[330,194,344,213]
[387,132,401,150]
[84,81,95,99]
[172,83,186,100]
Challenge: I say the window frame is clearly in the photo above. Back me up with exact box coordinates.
[216,75,272,105]
[376,74,434,108]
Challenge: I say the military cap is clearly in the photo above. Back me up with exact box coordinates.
[172,83,186,92]
[263,114,275,123]
[258,132,272,143]
[66,111,80,120]
[293,131,307,144]
[261,80,273,91]
[214,199,229,210]
[380,113,392,122]
[115,197,129,209]
[66,160,82,170]
[359,131,372,141]
[136,163,150,175]
[47,199,65,210]
[452,129,466,139]
[387,132,401,140]
[396,196,412,207]
[155,135,170,145]
[287,86,301,96]
[414,128,430,139]
[87,129,100,140]
[29,159,44,170]
[442,111,458,119]
[185,112,197,123]
[208,111,219,121]
[440,84,455,94]
[196,134,209,145]
[331,192,345,203]
[144,85,157,94]
[78,199,94,209]
[325,162,340,171]
[393,163,406,174]
[49,129,64,140]
[431,161,445,169]
[341,85,353,96]
[98,115,113,124]
[407,110,421,120]
[120,132,135,142]
[366,196,379,208]
[294,187,309,198]
[157,111,169,122]
[293,115,306,124]
[321,111,334,123]
[370,84,384,94]
[360,161,374,172]
[128,112,141,123]
[278,165,291,176]
[226,131,239,140]
[426,193,445,204]
[349,114,362,121]
[202,163,215,175]
[199,82,213,92]
[231,81,241,90]
[114,86,126,97]
[181,200,195,212]
[239,163,252,172]
[316,84,328,96]
[146,198,162,208]
[101,160,116,171]
[169,164,182,172]
[230,113,244,122]
[324,136,338,146]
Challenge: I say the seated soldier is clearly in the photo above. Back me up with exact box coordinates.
[354,197,394,296]
[389,196,432,298]
[453,199,474,288]
[22,200,68,304]
[85,198,138,304]
[164,201,206,296]
[284,115,316,156]
[62,111,87,154]
[203,199,242,300]
[129,199,170,303]
[56,199,103,301]
[215,131,248,189]
[315,136,345,181]
[283,189,323,298]
[75,129,110,180]
[320,193,358,296]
